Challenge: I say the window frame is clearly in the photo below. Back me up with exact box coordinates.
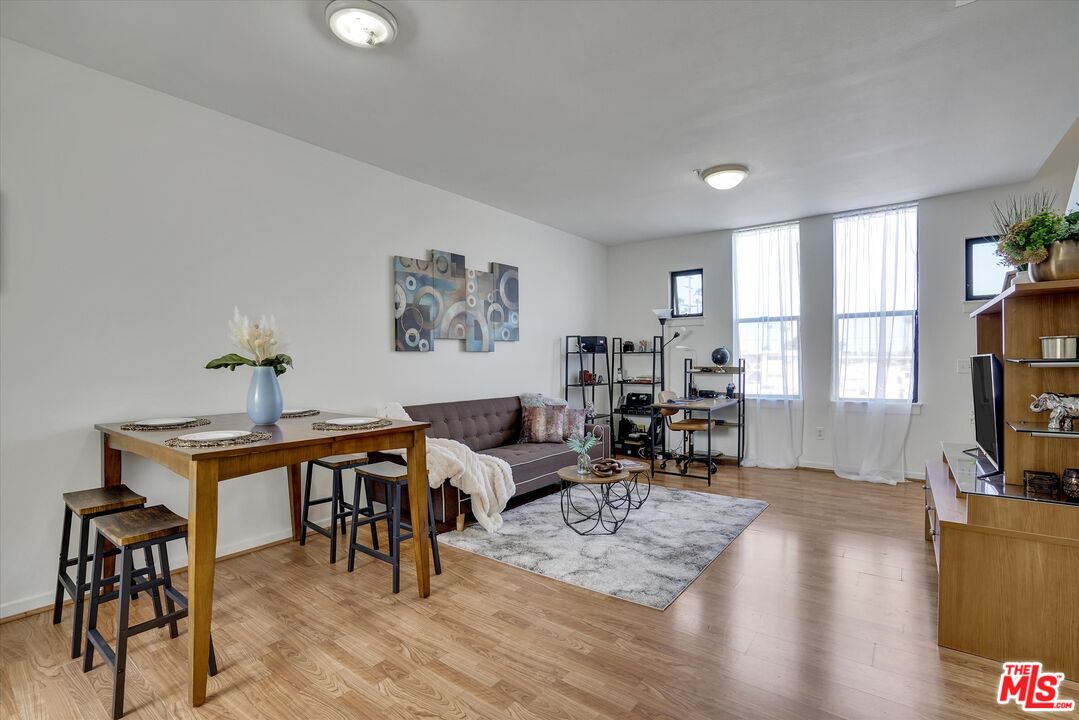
[670,268,704,318]
[832,205,920,403]
[965,235,1001,301]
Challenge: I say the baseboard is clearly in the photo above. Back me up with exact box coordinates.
[0,521,316,621]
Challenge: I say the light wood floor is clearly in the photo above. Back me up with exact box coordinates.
[2,467,1071,719]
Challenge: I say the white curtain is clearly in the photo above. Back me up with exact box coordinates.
[733,223,803,468]
[830,205,918,485]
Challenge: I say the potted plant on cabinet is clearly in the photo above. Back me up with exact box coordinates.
[993,191,1079,282]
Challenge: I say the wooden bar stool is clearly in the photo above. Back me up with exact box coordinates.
[82,505,218,720]
[53,485,146,659]
[300,454,370,564]
[348,461,441,593]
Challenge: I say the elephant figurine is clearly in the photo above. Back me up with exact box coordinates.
[1029,392,1079,431]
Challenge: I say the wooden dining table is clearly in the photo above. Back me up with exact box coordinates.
[94,412,432,707]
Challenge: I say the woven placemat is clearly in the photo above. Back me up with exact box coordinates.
[121,418,211,431]
[164,431,271,448]
[280,409,320,419]
[312,418,392,432]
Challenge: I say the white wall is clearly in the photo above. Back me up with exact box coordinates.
[0,40,608,617]
[607,120,1079,476]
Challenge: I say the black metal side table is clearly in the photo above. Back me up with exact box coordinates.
[609,460,651,510]
[557,466,643,535]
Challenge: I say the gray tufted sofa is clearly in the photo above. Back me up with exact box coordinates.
[372,396,609,530]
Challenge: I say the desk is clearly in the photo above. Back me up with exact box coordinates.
[650,397,738,484]
[95,412,432,706]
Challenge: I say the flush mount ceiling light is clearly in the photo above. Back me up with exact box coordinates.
[326,0,398,48]
[699,164,749,190]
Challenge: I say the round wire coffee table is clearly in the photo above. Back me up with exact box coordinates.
[556,463,651,535]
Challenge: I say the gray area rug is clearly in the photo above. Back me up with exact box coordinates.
[439,485,768,609]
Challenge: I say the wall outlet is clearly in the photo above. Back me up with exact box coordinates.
[956,358,971,374]
[816,427,825,440]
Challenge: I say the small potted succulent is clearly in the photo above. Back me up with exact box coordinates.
[992,191,1079,282]
[206,308,293,424]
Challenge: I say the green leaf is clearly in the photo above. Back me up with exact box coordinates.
[205,353,256,371]
[260,354,293,376]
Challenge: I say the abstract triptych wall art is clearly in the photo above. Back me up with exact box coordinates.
[393,249,519,352]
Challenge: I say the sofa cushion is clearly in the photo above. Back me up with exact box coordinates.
[404,396,521,452]
[482,442,578,483]
[519,405,565,443]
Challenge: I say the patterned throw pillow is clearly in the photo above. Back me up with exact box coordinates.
[563,408,587,439]
[520,406,566,443]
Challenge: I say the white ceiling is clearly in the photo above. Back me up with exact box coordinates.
[1,0,1076,244]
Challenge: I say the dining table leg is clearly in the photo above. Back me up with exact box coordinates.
[287,463,302,541]
[187,459,219,706]
[406,429,431,598]
[101,435,122,591]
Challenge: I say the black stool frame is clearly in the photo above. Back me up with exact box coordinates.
[300,460,371,563]
[83,532,218,720]
[53,501,146,659]
[347,474,441,594]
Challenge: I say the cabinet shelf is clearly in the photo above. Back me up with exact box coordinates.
[1006,358,1079,368]
[1008,421,1079,438]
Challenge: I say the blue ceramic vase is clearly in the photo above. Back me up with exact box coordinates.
[247,366,283,425]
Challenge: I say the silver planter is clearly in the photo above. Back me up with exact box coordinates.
[1029,239,1079,282]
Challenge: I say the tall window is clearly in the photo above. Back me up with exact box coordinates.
[733,223,801,397]
[832,204,918,401]
[671,269,703,317]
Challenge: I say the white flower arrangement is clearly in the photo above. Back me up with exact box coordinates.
[205,307,293,376]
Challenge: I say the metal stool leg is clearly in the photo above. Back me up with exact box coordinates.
[390,483,402,594]
[70,516,91,659]
[111,548,133,720]
[347,477,362,573]
[299,462,314,546]
[158,541,179,639]
[82,534,106,672]
[52,506,73,625]
[329,469,341,564]
[365,478,379,551]
[141,546,165,625]
[338,470,349,537]
[427,484,441,576]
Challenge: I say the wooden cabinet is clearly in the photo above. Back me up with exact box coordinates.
[930,281,1079,680]
[926,445,1079,680]
[971,279,1079,485]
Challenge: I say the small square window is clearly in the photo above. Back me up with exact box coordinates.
[671,269,703,318]
[966,236,1007,301]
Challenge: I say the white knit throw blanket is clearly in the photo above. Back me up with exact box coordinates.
[376,403,515,532]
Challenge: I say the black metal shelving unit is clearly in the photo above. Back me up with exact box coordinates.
[564,335,611,422]
[683,357,746,466]
[611,335,665,458]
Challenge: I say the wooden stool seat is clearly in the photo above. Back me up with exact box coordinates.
[63,486,146,517]
[669,419,712,432]
[93,506,187,547]
[311,454,367,470]
[356,461,408,482]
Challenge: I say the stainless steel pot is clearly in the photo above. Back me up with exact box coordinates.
[1041,335,1079,359]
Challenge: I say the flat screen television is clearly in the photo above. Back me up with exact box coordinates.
[970,353,1004,470]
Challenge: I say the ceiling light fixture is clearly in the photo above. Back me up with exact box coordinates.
[699,164,749,190]
[326,0,398,48]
